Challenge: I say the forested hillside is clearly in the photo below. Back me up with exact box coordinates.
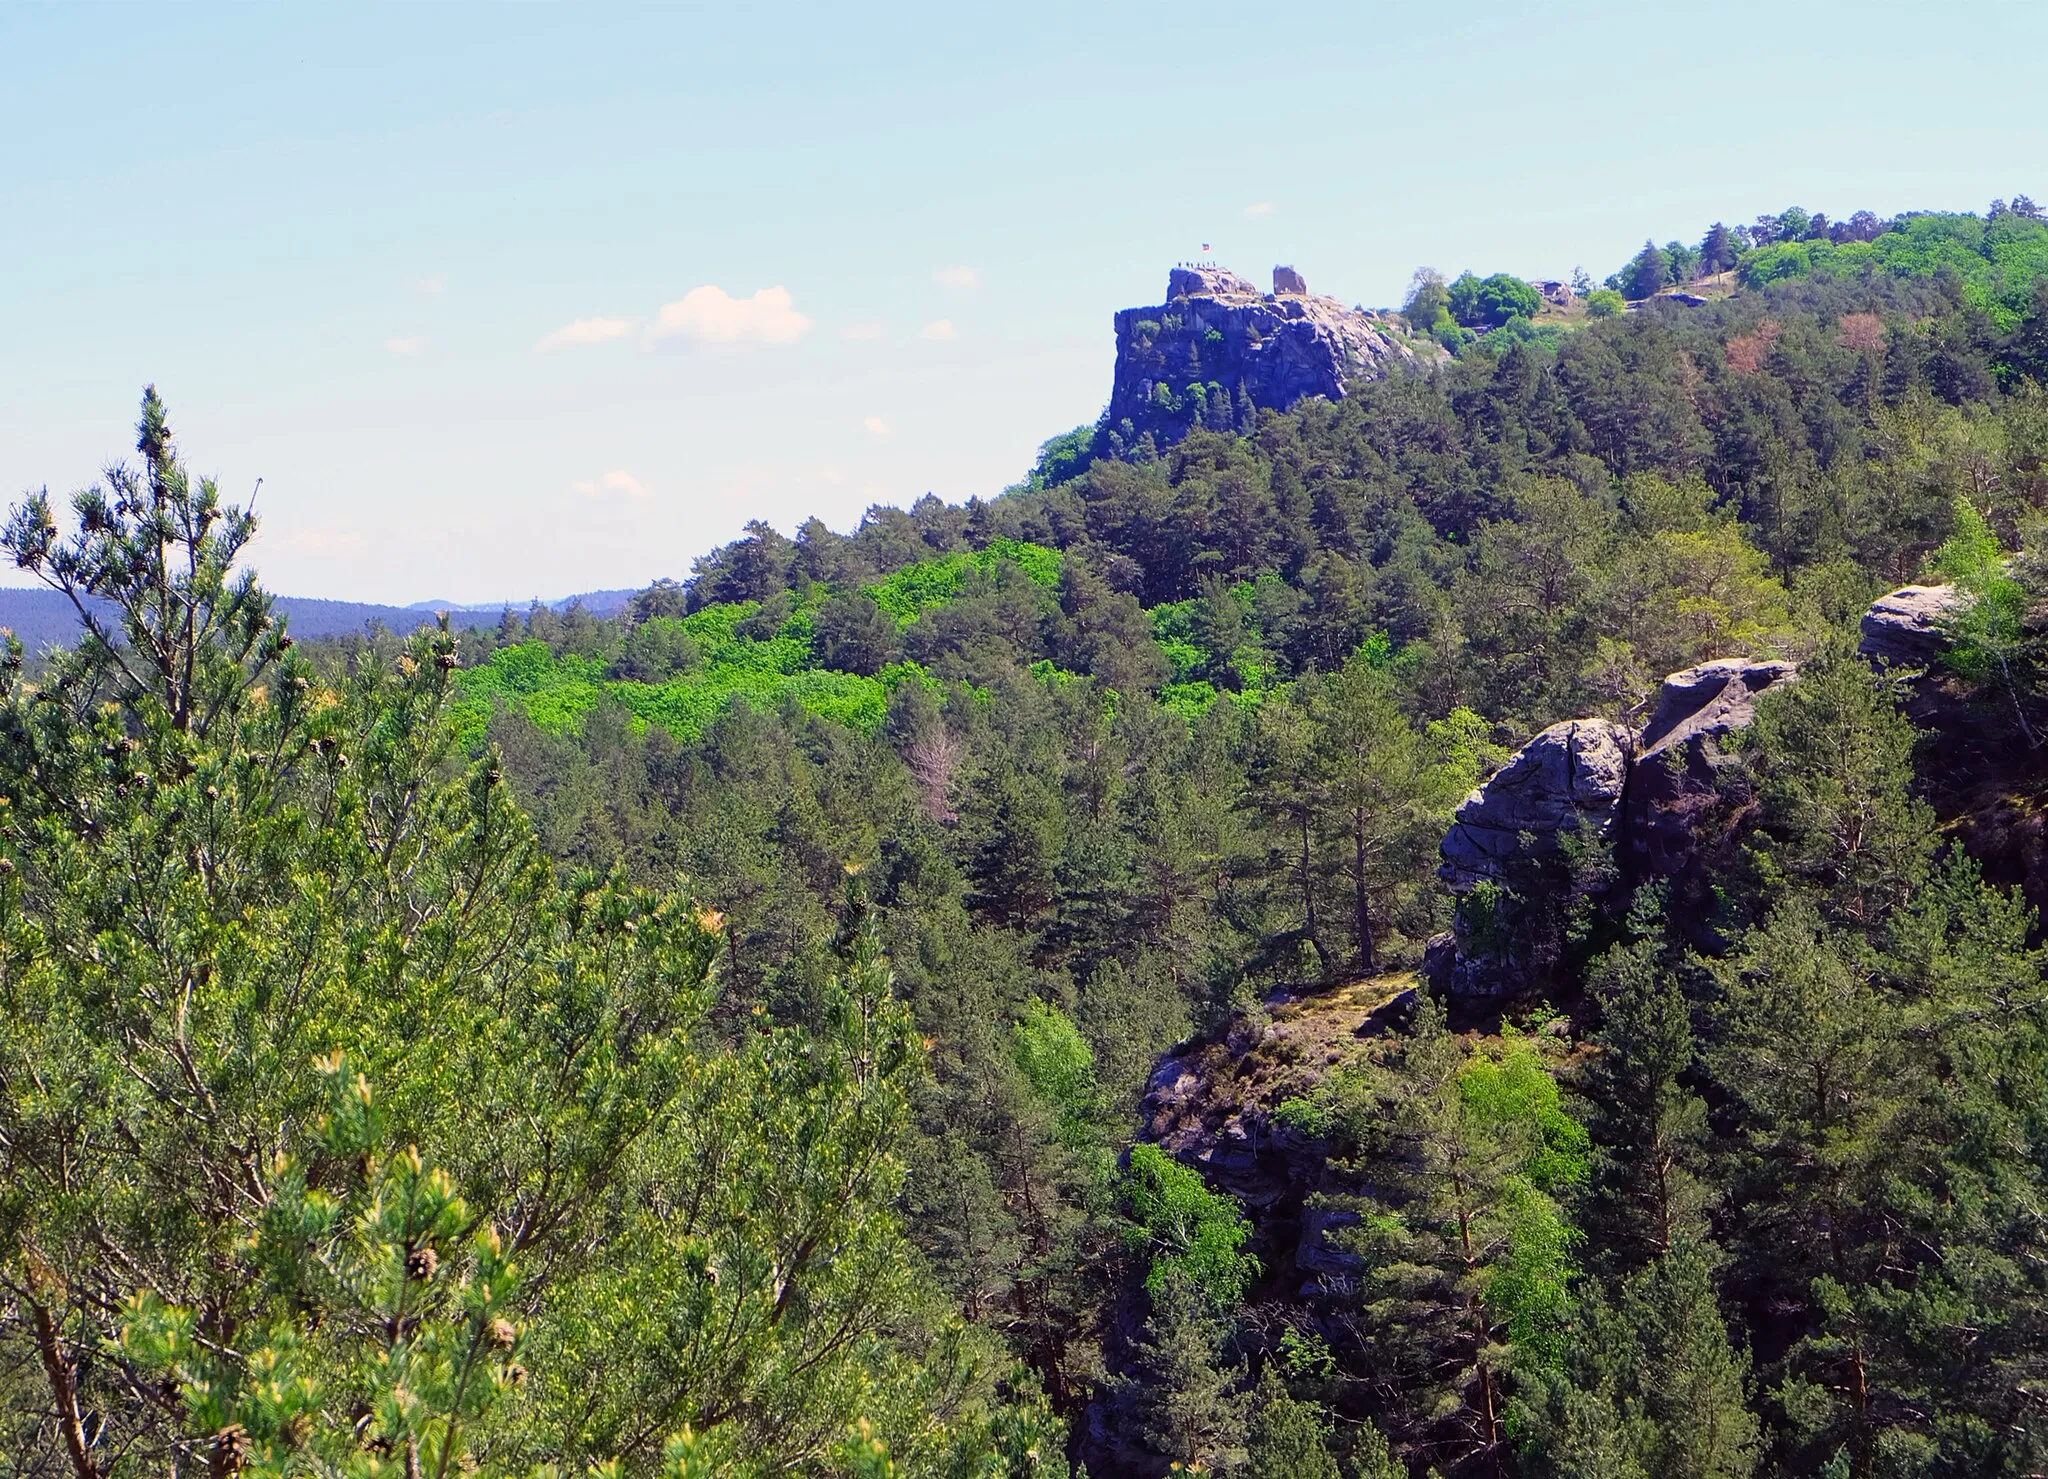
[10,200,2048,1478]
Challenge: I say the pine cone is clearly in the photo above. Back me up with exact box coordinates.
[210,1422,251,1477]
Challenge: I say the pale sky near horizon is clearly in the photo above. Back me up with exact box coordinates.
[5,1,2047,605]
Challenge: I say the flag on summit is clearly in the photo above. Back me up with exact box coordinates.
[1201,243,1210,252]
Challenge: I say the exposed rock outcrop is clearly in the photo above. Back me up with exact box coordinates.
[1438,718,1633,890]
[1433,662,1805,996]
[1138,977,1418,1292]
[1860,583,1963,666]
[1432,580,1987,996]
[1103,266,1436,449]
[1623,659,1797,880]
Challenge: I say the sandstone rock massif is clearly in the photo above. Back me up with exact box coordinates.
[1860,582,1965,665]
[1427,578,1977,995]
[1102,265,1436,449]
[1437,718,1634,891]
[1431,656,1800,995]
[1624,658,1798,879]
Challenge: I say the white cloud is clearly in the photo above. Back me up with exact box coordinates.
[386,335,426,355]
[862,416,892,436]
[535,316,635,352]
[819,463,846,484]
[918,318,957,341]
[934,264,978,289]
[649,285,810,347]
[571,469,650,499]
[1244,201,1275,217]
[415,273,447,295]
[843,320,886,341]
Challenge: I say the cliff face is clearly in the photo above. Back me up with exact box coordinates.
[1103,266,1435,449]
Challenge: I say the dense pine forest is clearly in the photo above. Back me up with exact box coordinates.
[9,202,2048,1478]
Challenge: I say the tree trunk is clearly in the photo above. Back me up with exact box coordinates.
[1352,810,1375,973]
[1300,813,1331,973]
[31,1299,100,1479]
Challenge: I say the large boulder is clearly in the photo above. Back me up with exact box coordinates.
[1623,658,1796,880]
[1860,583,1963,666]
[1438,718,1633,890]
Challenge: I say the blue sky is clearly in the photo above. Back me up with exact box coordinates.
[4,0,2046,605]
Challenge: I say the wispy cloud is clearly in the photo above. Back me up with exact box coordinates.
[1244,201,1275,217]
[535,316,635,352]
[918,318,957,341]
[934,264,978,289]
[862,416,892,436]
[386,335,427,355]
[414,273,447,295]
[649,285,810,347]
[572,470,650,499]
[843,320,886,341]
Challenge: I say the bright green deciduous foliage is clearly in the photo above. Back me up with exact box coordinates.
[1012,998,1114,1174]
[1584,288,1625,318]
[1448,271,1541,330]
[864,540,1063,626]
[1932,496,2041,745]
[1117,1144,1260,1309]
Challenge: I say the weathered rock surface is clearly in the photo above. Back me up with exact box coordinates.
[1104,266,1436,448]
[1438,718,1633,890]
[1860,583,1963,666]
[1623,658,1797,879]
[1137,977,1415,1293]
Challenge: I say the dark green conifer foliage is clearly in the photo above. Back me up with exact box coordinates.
[1335,995,1589,1470]
[1118,1271,1249,1473]
[1742,647,1935,930]
[1577,909,1714,1273]
[1628,242,1670,301]
[1245,1363,1340,1479]
[1517,1243,1759,1479]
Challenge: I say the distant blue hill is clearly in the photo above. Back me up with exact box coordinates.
[0,589,488,655]
[0,585,647,656]
[403,589,638,618]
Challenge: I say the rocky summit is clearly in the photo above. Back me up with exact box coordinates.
[1101,264,1434,450]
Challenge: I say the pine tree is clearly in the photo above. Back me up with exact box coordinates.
[1336,996,1589,1469]
[1699,222,1737,276]
[1303,653,1483,972]
[1743,646,1935,931]
[1627,241,1669,301]
[1516,1243,1758,1479]
[1120,1272,1250,1472]
[1245,1364,1340,1479]
[1577,918,1713,1272]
